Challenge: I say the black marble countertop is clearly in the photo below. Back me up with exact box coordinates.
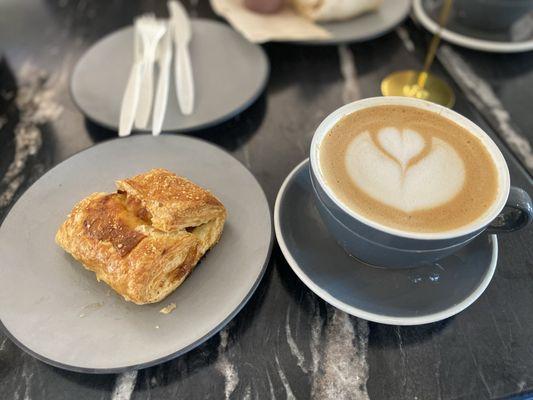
[1,1,532,399]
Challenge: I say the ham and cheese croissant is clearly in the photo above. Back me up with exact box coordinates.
[55,168,226,305]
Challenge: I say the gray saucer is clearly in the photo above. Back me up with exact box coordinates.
[70,19,269,132]
[415,0,533,53]
[274,160,498,326]
[0,135,272,372]
[302,0,411,45]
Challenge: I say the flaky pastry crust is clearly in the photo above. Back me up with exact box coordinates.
[55,169,226,304]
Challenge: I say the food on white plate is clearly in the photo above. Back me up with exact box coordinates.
[291,0,383,22]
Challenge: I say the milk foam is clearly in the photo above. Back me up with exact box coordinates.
[345,128,465,212]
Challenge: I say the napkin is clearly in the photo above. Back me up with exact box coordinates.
[210,0,332,43]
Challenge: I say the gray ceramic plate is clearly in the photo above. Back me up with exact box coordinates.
[415,0,533,53]
[274,160,498,326]
[294,0,411,45]
[0,135,272,373]
[70,19,269,132]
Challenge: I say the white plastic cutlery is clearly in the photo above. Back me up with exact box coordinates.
[168,1,195,115]
[152,26,172,136]
[119,20,144,137]
[134,15,166,129]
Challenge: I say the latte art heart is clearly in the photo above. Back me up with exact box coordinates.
[377,128,425,169]
[345,130,465,212]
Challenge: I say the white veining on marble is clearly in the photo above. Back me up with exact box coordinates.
[396,327,407,390]
[18,362,33,400]
[511,14,533,41]
[241,145,253,169]
[434,358,443,400]
[466,342,493,398]
[242,385,252,400]
[111,371,138,400]
[266,369,276,400]
[215,328,239,400]
[0,337,7,351]
[275,356,296,400]
[438,45,533,170]
[338,45,360,103]
[0,63,62,208]
[396,26,415,52]
[285,308,308,373]
[311,309,370,400]
[309,301,323,376]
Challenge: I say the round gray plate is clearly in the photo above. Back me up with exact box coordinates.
[0,135,272,372]
[298,0,411,45]
[275,160,497,326]
[71,19,269,132]
[415,0,533,53]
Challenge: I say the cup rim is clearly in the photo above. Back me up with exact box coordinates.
[310,96,511,241]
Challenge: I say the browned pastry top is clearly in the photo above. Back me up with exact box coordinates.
[83,193,146,257]
[116,168,225,232]
[55,168,227,304]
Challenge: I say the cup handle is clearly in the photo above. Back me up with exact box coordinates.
[487,187,533,233]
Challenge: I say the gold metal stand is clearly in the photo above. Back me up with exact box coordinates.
[381,0,455,107]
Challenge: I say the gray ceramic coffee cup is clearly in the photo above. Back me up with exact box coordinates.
[309,97,533,269]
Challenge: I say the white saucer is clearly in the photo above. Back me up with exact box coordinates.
[414,0,533,53]
[70,19,269,132]
[274,159,498,326]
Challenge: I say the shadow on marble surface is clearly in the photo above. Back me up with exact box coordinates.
[47,364,116,390]
[194,93,266,150]
[83,119,115,143]
[84,93,266,152]
[266,43,341,95]
[368,318,450,346]
[275,243,330,320]
[0,56,18,180]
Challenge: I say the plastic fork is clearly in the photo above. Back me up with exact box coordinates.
[134,14,166,129]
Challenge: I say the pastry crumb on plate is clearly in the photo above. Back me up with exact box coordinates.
[160,303,176,314]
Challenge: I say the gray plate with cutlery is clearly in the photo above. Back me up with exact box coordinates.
[71,19,269,132]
